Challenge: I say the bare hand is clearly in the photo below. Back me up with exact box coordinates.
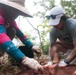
[32,46,42,57]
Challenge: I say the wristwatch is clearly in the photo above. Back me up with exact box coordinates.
[64,59,70,64]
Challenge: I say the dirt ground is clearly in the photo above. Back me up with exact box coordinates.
[0,54,76,75]
[16,65,76,75]
[0,63,76,75]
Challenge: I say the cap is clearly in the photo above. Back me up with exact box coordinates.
[46,6,64,26]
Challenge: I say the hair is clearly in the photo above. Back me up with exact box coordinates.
[61,14,70,22]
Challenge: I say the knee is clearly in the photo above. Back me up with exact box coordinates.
[51,44,61,52]
[7,27,16,40]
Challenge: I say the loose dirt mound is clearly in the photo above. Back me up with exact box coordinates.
[0,62,76,75]
[16,65,76,75]
[0,54,76,75]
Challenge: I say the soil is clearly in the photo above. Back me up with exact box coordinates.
[0,64,76,75]
[0,55,76,75]
[16,65,76,75]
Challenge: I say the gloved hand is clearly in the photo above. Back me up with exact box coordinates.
[45,61,58,68]
[45,61,52,66]
[58,60,67,67]
[21,57,43,70]
[32,46,42,57]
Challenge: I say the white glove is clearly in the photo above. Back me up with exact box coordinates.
[22,57,42,70]
[58,60,67,67]
[45,61,52,66]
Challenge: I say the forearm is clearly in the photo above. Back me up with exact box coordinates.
[16,30,33,49]
[23,38,33,49]
[66,47,76,63]
[1,41,25,62]
[49,45,60,64]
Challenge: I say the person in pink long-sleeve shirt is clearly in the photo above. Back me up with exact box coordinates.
[0,0,43,71]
